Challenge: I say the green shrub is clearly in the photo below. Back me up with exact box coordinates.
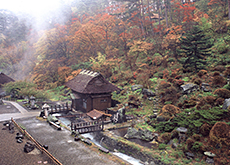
[158,143,167,150]
[191,141,203,152]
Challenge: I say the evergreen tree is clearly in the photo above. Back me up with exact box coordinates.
[177,25,213,72]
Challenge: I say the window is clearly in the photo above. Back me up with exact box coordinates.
[83,99,87,109]
[100,99,107,103]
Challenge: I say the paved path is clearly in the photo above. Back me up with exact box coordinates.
[0,101,40,122]
[16,117,124,165]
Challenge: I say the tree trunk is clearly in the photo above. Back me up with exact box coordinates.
[165,0,168,28]
[228,0,230,20]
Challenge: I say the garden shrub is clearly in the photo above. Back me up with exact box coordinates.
[192,134,201,141]
[213,88,230,99]
[213,65,226,72]
[212,72,226,87]
[200,123,212,137]
[197,69,207,77]
[158,143,167,150]
[209,122,230,147]
[191,141,203,152]
[155,107,229,136]
[192,77,202,86]
[159,132,171,144]
[185,138,195,151]
[205,96,217,107]
[158,81,178,104]
[159,104,180,120]
[223,65,230,77]
[215,97,225,106]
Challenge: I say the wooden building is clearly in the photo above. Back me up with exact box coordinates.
[65,70,120,113]
[0,72,14,95]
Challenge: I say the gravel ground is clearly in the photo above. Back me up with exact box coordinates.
[0,122,54,165]
[0,102,20,114]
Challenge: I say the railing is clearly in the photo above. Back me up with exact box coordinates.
[48,103,71,114]
[71,120,104,134]
[11,118,63,165]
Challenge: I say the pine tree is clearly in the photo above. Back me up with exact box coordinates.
[177,25,213,72]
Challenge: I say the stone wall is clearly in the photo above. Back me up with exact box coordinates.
[94,131,168,165]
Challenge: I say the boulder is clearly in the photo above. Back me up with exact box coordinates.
[142,88,156,97]
[206,157,215,164]
[24,141,35,153]
[112,106,126,123]
[131,85,143,91]
[222,98,230,109]
[124,127,154,142]
[180,83,199,94]
[156,116,166,122]
[204,151,216,158]
[201,83,212,92]
[185,152,195,159]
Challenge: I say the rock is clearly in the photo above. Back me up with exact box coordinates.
[3,121,10,126]
[124,127,139,139]
[17,139,23,143]
[16,134,24,139]
[74,136,80,141]
[24,141,35,153]
[9,122,14,130]
[9,129,15,134]
[112,106,126,123]
[43,145,48,150]
[181,83,199,94]
[149,161,156,165]
[171,142,178,149]
[153,133,159,140]
[204,151,216,158]
[206,157,214,164]
[0,99,3,105]
[201,83,212,92]
[39,110,45,117]
[131,85,143,91]
[176,127,188,133]
[222,98,230,109]
[47,115,59,123]
[156,116,165,122]
[142,88,156,97]
[185,152,195,159]
[124,127,154,142]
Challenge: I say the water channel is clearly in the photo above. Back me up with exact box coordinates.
[57,116,144,165]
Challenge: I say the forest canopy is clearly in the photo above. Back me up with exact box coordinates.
[0,0,229,88]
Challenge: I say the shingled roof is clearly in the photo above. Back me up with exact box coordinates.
[87,109,112,120]
[65,70,120,94]
[0,72,14,86]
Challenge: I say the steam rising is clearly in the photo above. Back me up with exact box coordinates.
[0,0,73,80]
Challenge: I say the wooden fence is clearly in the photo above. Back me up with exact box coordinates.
[11,118,63,165]
[71,120,104,134]
[47,103,71,114]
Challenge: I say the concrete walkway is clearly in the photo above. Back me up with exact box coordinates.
[0,101,40,122]
[16,117,124,165]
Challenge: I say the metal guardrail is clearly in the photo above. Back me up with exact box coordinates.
[11,118,63,165]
